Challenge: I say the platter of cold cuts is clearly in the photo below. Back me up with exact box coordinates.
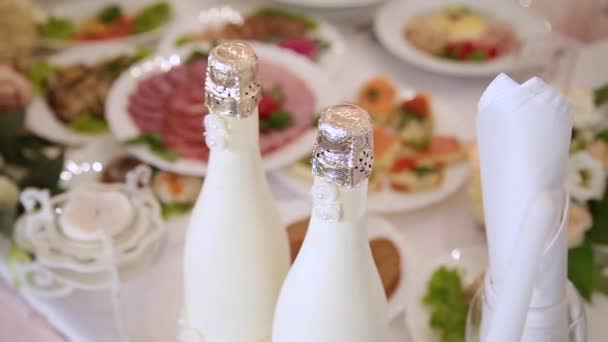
[106,41,337,176]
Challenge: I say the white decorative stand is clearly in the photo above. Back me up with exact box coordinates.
[12,165,166,297]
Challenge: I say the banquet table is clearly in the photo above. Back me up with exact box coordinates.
[1,0,608,341]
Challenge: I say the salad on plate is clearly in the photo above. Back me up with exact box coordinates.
[38,2,171,44]
[404,5,520,63]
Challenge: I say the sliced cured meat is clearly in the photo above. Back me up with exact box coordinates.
[132,115,164,132]
[259,61,315,120]
[128,100,166,120]
[186,60,208,83]
[129,93,166,114]
[164,130,209,160]
[164,64,191,85]
[166,84,206,116]
[128,57,315,161]
[167,124,205,144]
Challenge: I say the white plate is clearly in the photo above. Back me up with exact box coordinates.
[274,0,386,9]
[106,41,337,177]
[271,0,387,26]
[273,89,471,214]
[25,42,138,146]
[39,0,172,50]
[405,245,487,342]
[374,0,547,77]
[282,201,410,322]
[156,4,345,73]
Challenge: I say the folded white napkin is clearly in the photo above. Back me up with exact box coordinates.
[477,74,573,342]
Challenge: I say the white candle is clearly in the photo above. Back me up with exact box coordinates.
[58,190,133,241]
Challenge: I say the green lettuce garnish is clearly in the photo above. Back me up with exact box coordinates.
[133,2,171,34]
[594,84,608,107]
[255,6,318,30]
[161,202,193,220]
[26,62,56,94]
[68,114,109,134]
[175,34,193,47]
[125,133,179,161]
[260,110,293,132]
[98,5,123,23]
[38,17,74,40]
[423,266,469,342]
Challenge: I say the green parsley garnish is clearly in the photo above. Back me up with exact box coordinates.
[68,114,109,134]
[38,17,74,40]
[133,2,171,34]
[185,50,209,64]
[397,107,424,130]
[594,84,608,107]
[125,133,179,161]
[161,202,193,220]
[26,62,57,94]
[98,5,122,23]
[423,266,469,342]
[367,88,380,101]
[414,166,436,176]
[260,110,293,132]
[596,129,608,143]
[175,34,193,47]
[255,6,318,30]
[468,52,487,62]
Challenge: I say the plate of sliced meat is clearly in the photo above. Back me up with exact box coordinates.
[106,41,337,176]
[157,4,344,73]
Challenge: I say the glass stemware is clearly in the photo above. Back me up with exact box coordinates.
[513,0,608,89]
[466,280,586,342]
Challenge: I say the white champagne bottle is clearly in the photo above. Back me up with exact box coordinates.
[182,42,290,342]
[272,104,389,342]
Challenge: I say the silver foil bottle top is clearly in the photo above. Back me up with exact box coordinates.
[312,104,374,188]
[205,42,262,118]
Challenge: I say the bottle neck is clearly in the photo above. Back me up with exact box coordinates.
[210,109,260,154]
[311,176,368,223]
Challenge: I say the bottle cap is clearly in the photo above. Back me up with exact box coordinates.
[205,42,261,117]
[312,104,374,188]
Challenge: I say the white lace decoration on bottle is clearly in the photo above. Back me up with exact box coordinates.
[204,114,229,151]
[312,180,341,221]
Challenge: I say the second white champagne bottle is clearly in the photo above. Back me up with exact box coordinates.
[182,42,290,342]
[272,104,389,342]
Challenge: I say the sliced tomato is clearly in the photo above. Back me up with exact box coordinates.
[390,157,417,173]
[75,16,133,41]
[258,94,280,119]
[402,94,430,117]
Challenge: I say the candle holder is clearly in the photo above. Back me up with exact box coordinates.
[466,279,586,342]
[11,165,166,297]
